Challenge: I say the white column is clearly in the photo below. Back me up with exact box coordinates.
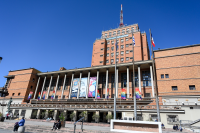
[105,69,109,99]
[54,74,60,99]
[150,65,155,97]
[138,65,142,93]
[116,68,118,98]
[95,70,99,99]
[77,72,82,99]
[69,73,74,99]
[46,75,53,99]
[41,76,46,96]
[61,74,67,99]
[33,77,40,99]
[86,71,90,99]
[127,67,129,98]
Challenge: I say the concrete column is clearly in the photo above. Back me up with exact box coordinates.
[36,109,41,119]
[74,110,77,121]
[46,75,53,99]
[64,110,67,120]
[69,73,74,99]
[41,76,47,97]
[105,69,109,99]
[127,67,129,98]
[77,72,82,99]
[84,111,88,122]
[95,111,100,123]
[61,74,67,99]
[54,110,58,120]
[95,70,99,99]
[116,68,118,98]
[33,77,40,99]
[54,74,60,99]
[150,65,155,97]
[108,111,112,123]
[138,65,142,93]
[45,110,49,118]
[86,71,90,99]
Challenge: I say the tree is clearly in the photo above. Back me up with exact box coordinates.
[106,114,113,123]
[92,113,100,123]
[59,113,65,121]
[70,112,76,122]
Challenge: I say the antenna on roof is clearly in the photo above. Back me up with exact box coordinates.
[119,4,124,27]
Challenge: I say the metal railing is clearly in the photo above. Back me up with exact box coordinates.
[74,117,84,133]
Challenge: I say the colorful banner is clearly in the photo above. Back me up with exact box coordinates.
[107,88,109,99]
[38,92,41,100]
[42,91,46,100]
[121,88,126,99]
[28,92,33,100]
[88,77,97,97]
[51,90,55,99]
[71,78,79,97]
[97,90,100,99]
[79,78,88,97]
[135,88,142,99]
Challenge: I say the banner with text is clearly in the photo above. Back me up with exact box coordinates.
[79,78,88,97]
[88,77,97,97]
[71,78,80,97]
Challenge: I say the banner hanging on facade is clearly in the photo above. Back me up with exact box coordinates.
[79,78,88,97]
[135,88,142,99]
[42,91,46,100]
[88,77,97,97]
[107,88,109,99]
[97,90,100,99]
[71,78,80,97]
[28,91,33,100]
[38,92,41,100]
[51,90,55,99]
[121,88,126,99]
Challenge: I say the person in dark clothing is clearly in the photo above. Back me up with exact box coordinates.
[13,117,25,132]
[175,124,178,130]
[13,122,19,132]
[173,125,176,130]
[52,119,61,130]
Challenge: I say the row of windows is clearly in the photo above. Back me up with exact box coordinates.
[100,57,133,64]
[106,38,132,44]
[101,44,133,51]
[172,85,196,91]
[161,74,169,78]
[100,51,133,58]
[103,27,135,37]
[12,93,20,96]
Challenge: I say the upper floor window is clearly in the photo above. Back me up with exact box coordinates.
[121,39,124,43]
[121,45,124,49]
[126,57,129,60]
[111,41,114,44]
[161,74,164,79]
[106,60,109,63]
[121,58,124,61]
[126,50,129,54]
[107,47,110,50]
[165,74,169,78]
[109,32,112,37]
[101,48,104,51]
[18,93,20,96]
[100,61,103,63]
[142,71,151,87]
[122,29,125,34]
[172,86,178,91]
[111,59,114,62]
[111,53,114,57]
[189,85,196,90]
[117,39,119,43]
[113,31,116,36]
[126,28,129,33]
[116,52,119,56]
[107,41,110,44]
[100,55,103,57]
[117,30,120,34]
[12,93,15,96]
[130,50,133,52]
[101,42,104,44]
[116,58,119,62]
[107,53,109,57]
[126,38,129,41]
[121,51,124,55]
[111,46,114,51]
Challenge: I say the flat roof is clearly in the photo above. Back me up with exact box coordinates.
[9,68,41,73]
[102,23,138,33]
[154,44,200,52]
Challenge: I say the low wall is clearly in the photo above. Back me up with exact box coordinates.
[110,120,162,133]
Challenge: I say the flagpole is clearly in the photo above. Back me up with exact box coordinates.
[149,29,161,122]
[132,30,137,121]
[114,35,117,120]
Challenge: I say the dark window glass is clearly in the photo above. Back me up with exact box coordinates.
[189,85,195,90]
[131,72,139,87]
[57,78,62,90]
[142,71,151,86]
[144,93,151,97]
[44,79,50,91]
[161,74,164,79]
[121,73,127,88]
[111,74,115,88]
[172,86,178,91]
[64,78,69,90]
[51,79,56,91]
[165,74,169,78]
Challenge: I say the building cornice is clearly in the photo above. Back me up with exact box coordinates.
[154,44,200,52]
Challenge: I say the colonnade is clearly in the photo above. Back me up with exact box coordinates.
[33,65,155,100]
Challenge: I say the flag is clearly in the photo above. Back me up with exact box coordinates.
[97,90,100,99]
[135,88,142,100]
[107,88,109,99]
[151,33,155,47]
[121,88,126,99]
[28,92,33,100]
[38,92,41,100]
[132,36,135,46]
[51,90,55,99]
[42,91,46,100]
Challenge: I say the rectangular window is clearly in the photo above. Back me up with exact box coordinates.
[126,38,129,41]
[101,48,104,50]
[121,51,124,55]
[172,86,178,91]
[121,73,127,88]
[130,57,133,59]
[57,78,62,90]
[144,93,151,97]
[121,39,124,43]
[122,29,125,34]
[100,55,103,57]
[111,59,114,62]
[64,78,69,90]
[126,50,129,54]
[126,44,129,47]
[116,52,119,56]
[51,79,56,91]
[21,110,26,116]
[126,28,129,33]
[111,53,114,57]
[12,93,15,96]
[189,85,195,90]
[111,41,114,44]
[165,74,169,78]
[101,42,104,44]
[111,46,114,51]
[106,60,109,63]
[116,58,119,62]
[100,61,103,63]
[109,32,112,37]
[107,41,110,44]
[161,74,164,79]
[107,53,109,57]
[113,31,116,36]
[117,39,119,43]
[121,58,124,61]
[142,71,151,87]
[107,47,110,50]
[126,57,129,60]
[130,50,133,52]
[131,72,139,87]
[121,45,124,49]
[44,79,50,91]
[117,30,120,34]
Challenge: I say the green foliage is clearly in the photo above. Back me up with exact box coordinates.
[59,113,65,121]
[41,111,45,118]
[106,114,113,120]
[79,111,87,118]
[32,110,37,116]
[92,113,100,121]
[0,112,2,117]
[70,112,75,121]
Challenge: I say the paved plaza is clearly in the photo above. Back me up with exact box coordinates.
[0,119,193,133]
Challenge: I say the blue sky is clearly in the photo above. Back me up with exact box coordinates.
[0,0,200,86]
